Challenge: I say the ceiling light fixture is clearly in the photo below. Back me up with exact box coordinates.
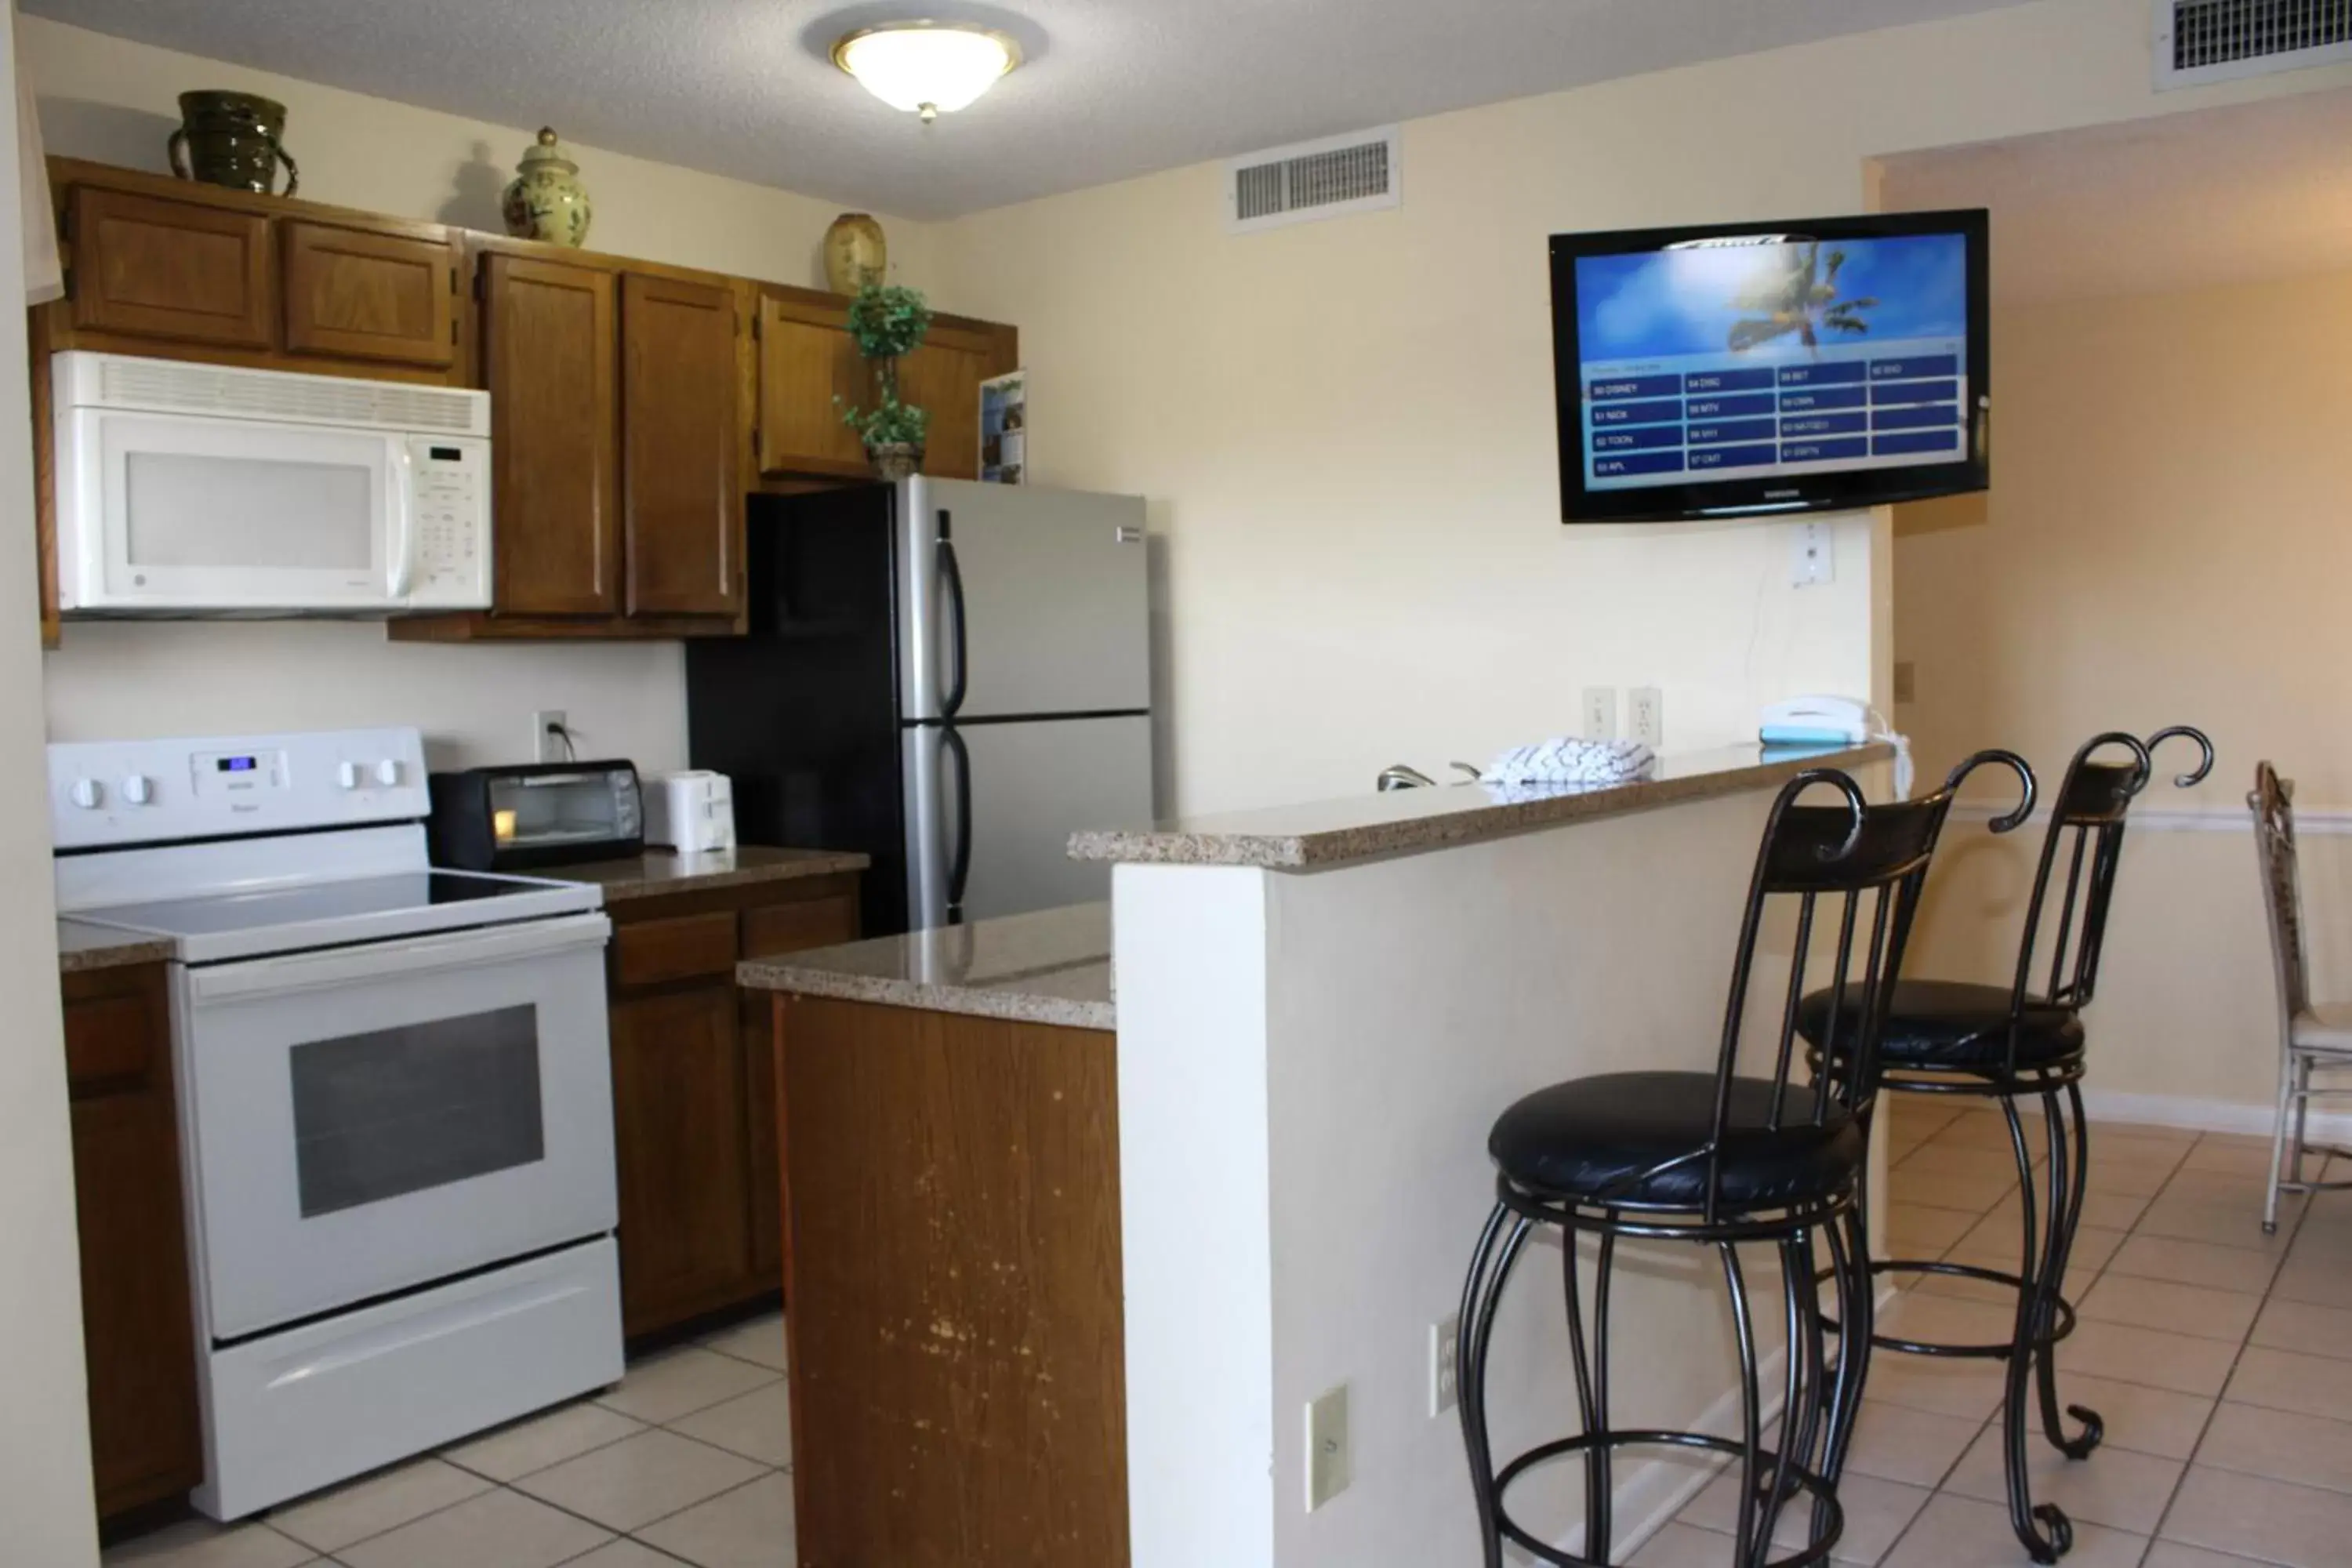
[833,21,1020,123]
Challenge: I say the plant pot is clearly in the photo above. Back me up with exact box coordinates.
[867,441,924,481]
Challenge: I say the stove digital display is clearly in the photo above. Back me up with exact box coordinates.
[216,756,258,773]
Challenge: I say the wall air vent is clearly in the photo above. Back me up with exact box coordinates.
[1225,126,1400,234]
[2154,0,2352,88]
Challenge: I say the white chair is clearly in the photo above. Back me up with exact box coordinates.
[2251,760,2352,1232]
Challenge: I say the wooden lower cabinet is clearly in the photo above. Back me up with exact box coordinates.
[607,874,859,1339]
[62,963,204,1521]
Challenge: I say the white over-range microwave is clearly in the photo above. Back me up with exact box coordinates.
[53,350,492,616]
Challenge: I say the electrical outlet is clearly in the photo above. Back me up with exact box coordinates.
[1581,688,1617,742]
[1305,1384,1351,1512]
[1430,1314,1461,1417]
[532,710,568,764]
[1791,521,1835,588]
[1628,687,1664,749]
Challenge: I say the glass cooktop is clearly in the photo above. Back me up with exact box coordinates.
[85,871,547,938]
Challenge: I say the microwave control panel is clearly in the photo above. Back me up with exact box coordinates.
[406,438,492,608]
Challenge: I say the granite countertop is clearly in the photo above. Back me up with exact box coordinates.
[557,844,869,902]
[1069,742,1896,870]
[739,902,1114,1031]
[56,917,174,974]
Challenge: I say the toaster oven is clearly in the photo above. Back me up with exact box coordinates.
[427,762,643,872]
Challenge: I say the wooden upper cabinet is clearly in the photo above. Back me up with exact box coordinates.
[281,221,459,368]
[483,253,620,616]
[622,274,742,618]
[900,321,1014,482]
[754,295,871,479]
[69,186,272,349]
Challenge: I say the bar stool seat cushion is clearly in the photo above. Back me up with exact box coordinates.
[1489,1070,1863,1210]
[1798,979,2084,1070]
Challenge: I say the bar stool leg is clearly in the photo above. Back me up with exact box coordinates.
[1717,1242,1769,1568]
[1815,1203,1875,1534]
[1560,1226,1618,1563]
[1459,1204,1533,1568]
[2267,1047,2298,1233]
[1997,1098,2074,1563]
[2035,1085,2101,1461]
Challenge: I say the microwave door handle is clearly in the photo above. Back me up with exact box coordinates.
[387,445,417,601]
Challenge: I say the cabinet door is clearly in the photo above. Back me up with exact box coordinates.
[754,296,872,478]
[622,274,742,618]
[739,885,862,1288]
[610,980,757,1336]
[281,222,458,368]
[484,254,619,616]
[69,187,272,349]
[900,321,1018,482]
[64,968,203,1519]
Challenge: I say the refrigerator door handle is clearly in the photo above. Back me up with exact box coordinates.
[943,724,974,924]
[938,510,968,720]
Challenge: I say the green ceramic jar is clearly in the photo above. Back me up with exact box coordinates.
[169,91,298,197]
[501,127,593,248]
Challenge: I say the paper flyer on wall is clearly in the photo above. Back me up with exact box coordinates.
[979,369,1025,485]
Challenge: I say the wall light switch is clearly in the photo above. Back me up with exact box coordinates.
[1306,1383,1351,1511]
[1581,688,1617,741]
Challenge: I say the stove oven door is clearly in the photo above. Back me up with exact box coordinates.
[176,912,617,1341]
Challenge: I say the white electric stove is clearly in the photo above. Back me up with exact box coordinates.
[52,728,625,1520]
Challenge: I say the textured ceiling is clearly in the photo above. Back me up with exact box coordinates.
[1880,89,2352,303]
[27,0,2030,219]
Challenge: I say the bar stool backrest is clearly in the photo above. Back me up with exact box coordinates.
[2002,728,2214,1065]
[2250,761,2306,1030]
[1695,764,1985,1221]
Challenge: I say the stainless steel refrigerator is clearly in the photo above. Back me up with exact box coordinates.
[684,477,1152,934]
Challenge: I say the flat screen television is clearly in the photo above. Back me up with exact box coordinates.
[1551,209,1989,524]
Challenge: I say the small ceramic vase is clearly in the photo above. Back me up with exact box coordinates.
[824,212,888,295]
[169,91,298,197]
[501,128,593,247]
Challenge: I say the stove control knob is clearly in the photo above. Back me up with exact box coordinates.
[337,761,361,790]
[120,774,153,806]
[68,778,103,809]
[374,758,402,787]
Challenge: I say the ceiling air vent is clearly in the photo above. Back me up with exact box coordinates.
[2154,0,2352,88]
[1225,126,1400,234]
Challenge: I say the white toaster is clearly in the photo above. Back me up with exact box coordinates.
[644,770,735,853]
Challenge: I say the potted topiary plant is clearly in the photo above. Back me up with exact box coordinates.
[836,282,934,481]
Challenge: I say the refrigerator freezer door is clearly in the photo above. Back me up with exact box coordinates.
[903,714,1153,929]
[898,477,1149,723]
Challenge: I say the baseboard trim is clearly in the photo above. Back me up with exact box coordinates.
[1995,1085,2352,1144]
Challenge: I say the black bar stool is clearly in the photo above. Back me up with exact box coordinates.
[1797,726,2214,1564]
[1455,760,2001,1568]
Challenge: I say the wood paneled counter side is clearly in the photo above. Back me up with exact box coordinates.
[1069,741,1895,869]
[61,960,204,1523]
[561,847,869,1340]
[745,907,1127,1566]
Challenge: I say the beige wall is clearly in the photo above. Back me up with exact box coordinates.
[1895,271,2352,1116]
[22,14,944,771]
[932,0,2352,817]
[0,9,99,1563]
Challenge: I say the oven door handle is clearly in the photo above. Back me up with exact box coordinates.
[186,912,612,1004]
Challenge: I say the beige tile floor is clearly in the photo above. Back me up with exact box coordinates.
[107,1316,794,1568]
[105,1099,2352,1567]
[1648,1098,2352,1568]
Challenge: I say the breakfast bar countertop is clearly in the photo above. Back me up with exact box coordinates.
[1068,741,1893,871]
[558,844,870,902]
[739,902,1113,1031]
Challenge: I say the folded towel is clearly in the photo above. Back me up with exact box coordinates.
[1481,737,1657,789]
